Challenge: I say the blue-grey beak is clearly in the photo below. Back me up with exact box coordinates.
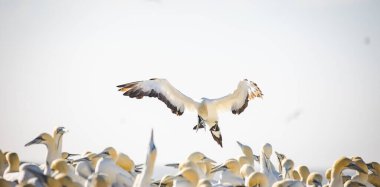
[57,127,68,135]
[347,162,366,174]
[149,129,156,152]
[25,136,43,147]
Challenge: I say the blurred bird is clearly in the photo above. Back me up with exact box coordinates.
[25,133,60,166]
[330,157,366,187]
[306,172,323,187]
[3,152,20,182]
[117,78,263,147]
[53,127,68,157]
[211,158,244,186]
[245,171,269,187]
[133,130,157,187]
[260,143,281,186]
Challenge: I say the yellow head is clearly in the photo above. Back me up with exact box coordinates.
[291,170,301,180]
[307,172,323,187]
[25,133,54,147]
[325,168,332,182]
[298,165,310,182]
[6,152,19,172]
[51,159,69,174]
[180,167,199,186]
[245,172,269,187]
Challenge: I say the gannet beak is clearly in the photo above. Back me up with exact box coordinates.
[149,129,156,152]
[72,157,90,163]
[203,156,217,164]
[25,136,43,147]
[347,162,366,174]
[313,179,322,187]
[67,153,80,158]
[211,164,227,173]
[94,151,109,158]
[237,141,243,149]
[57,127,69,134]
[165,163,180,168]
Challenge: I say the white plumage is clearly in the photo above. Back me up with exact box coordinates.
[117,78,263,147]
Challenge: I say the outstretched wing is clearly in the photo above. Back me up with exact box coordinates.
[117,78,198,115]
[209,79,263,115]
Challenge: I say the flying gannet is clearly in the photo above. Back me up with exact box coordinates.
[117,78,263,147]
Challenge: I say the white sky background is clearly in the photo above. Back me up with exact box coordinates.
[0,0,379,170]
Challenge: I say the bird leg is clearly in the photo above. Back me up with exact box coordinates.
[193,115,206,132]
[210,121,223,147]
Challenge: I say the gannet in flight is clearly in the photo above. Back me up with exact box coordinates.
[117,78,263,147]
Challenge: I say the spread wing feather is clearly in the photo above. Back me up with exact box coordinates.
[117,78,198,115]
[209,79,263,115]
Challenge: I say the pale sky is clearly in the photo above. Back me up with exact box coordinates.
[0,0,379,171]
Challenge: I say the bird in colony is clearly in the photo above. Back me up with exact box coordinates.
[61,152,80,160]
[72,155,95,180]
[94,148,135,186]
[245,171,270,187]
[171,167,200,187]
[52,126,68,157]
[367,162,380,187]
[349,157,374,187]
[3,152,20,182]
[330,156,366,187]
[306,172,323,187]
[240,164,255,179]
[298,165,310,184]
[281,159,295,179]
[273,179,306,187]
[51,158,85,186]
[260,143,281,186]
[117,78,263,147]
[24,166,61,187]
[25,133,60,167]
[54,173,81,187]
[236,141,256,167]
[291,170,301,181]
[165,152,216,180]
[74,152,101,174]
[0,150,7,177]
[211,158,244,186]
[325,168,332,184]
[275,151,287,176]
[17,163,45,186]
[133,130,157,187]
[95,146,139,175]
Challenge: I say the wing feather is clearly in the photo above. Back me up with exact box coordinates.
[117,78,198,115]
[209,79,263,115]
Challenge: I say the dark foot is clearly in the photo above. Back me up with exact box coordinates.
[193,115,206,131]
[210,122,223,147]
